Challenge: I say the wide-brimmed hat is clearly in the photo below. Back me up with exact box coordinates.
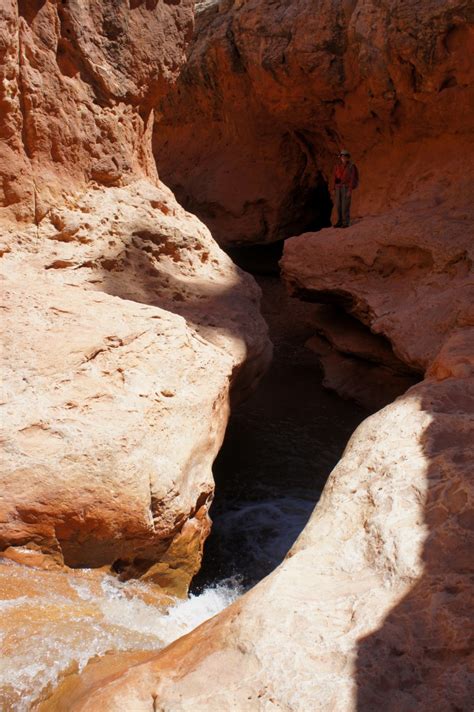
[339,149,351,156]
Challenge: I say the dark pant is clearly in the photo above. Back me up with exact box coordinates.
[334,185,351,226]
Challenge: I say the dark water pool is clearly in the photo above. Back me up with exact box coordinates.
[192,275,369,591]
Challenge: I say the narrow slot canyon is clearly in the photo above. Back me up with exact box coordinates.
[193,237,420,592]
[192,263,370,592]
[1,1,473,710]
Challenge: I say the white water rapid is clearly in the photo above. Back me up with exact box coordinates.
[0,559,241,710]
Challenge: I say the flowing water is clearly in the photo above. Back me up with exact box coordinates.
[1,272,368,710]
[0,561,240,710]
[193,273,369,589]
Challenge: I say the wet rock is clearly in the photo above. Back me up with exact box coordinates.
[3,0,473,708]
[0,557,237,709]
[42,361,474,712]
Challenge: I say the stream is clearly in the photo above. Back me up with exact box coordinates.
[0,270,369,710]
[193,272,369,590]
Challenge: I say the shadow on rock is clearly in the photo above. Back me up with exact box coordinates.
[94,217,273,403]
[356,376,474,712]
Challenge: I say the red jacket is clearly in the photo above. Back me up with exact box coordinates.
[333,162,359,191]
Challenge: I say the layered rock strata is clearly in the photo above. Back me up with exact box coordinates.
[0,0,271,593]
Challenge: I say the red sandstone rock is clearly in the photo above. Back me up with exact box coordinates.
[40,1,474,709]
[1,0,194,222]
[2,0,474,708]
[154,0,474,245]
[281,178,474,372]
[0,1,271,595]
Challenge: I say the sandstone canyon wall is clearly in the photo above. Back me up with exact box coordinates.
[1,0,193,221]
[154,0,474,246]
[42,1,474,709]
[0,0,271,594]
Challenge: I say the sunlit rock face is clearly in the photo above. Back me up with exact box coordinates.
[0,0,194,221]
[0,0,271,592]
[42,337,474,712]
[154,0,474,245]
[45,1,474,709]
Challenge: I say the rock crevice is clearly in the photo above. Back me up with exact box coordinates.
[44,0,474,708]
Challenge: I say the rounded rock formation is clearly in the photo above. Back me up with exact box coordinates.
[0,0,271,594]
[42,1,474,709]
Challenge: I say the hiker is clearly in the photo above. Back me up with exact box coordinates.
[332,149,359,228]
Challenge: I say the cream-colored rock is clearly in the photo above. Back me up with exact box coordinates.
[42,131,474,712]
[0,179,271,588]
[0,0,271,593]
[3,1,473,709]
[0,1,273,708]
[41,364,474,711]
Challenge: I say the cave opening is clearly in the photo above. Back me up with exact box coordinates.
[276,168,333,240]
[224,166,333,275]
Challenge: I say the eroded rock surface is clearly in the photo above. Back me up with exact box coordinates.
[154,0,474,245]
[1,0,194,221]
[41,1,474,709]
[0,0,271,594]
[280,171,474,406]
[305,304,419,410]
[282,199,474,372]
[1,181,270,586]
[39,357,474,712]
